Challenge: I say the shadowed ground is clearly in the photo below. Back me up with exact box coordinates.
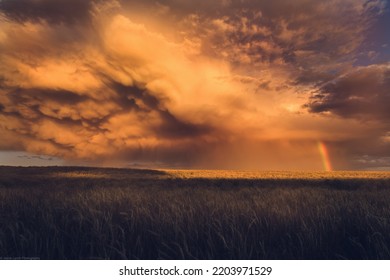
[1,166,390,259]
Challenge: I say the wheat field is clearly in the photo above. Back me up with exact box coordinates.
[1,166,390,259]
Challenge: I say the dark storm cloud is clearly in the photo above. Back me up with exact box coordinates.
[156,110,211,139]
[110,82,159,111]
[122,0,350,18]
[293,70,336,86]
[106,81,213,139]
[109,82,213,138]
[0,13,218,165]
[0,0,388,169]
[7,87,88,105]
[129,0,383,65]
[0,0,99,24]
[307,64,390,121]
[0,85,84,109]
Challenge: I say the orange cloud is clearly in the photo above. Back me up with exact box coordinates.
[0,0,388,170]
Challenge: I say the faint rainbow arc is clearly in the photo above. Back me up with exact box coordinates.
[318,141,332,171]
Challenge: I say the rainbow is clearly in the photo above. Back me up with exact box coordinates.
[318,141,332,171]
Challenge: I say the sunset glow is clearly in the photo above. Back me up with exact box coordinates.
[0,0,389,170]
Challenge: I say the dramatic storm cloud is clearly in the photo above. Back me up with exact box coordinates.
[0,0,99,24]
[0,0,389,169]
[308,64,390,120]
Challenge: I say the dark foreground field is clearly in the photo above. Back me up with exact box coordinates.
[1,166,390,260]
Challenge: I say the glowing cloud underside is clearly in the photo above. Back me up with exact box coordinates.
[0,0,388,169]
[318,141,333,171]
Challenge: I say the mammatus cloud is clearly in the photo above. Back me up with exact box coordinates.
[0,0,388,169]
[0,5,252,167]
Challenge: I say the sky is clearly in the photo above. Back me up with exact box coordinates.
[0,0,389,170]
